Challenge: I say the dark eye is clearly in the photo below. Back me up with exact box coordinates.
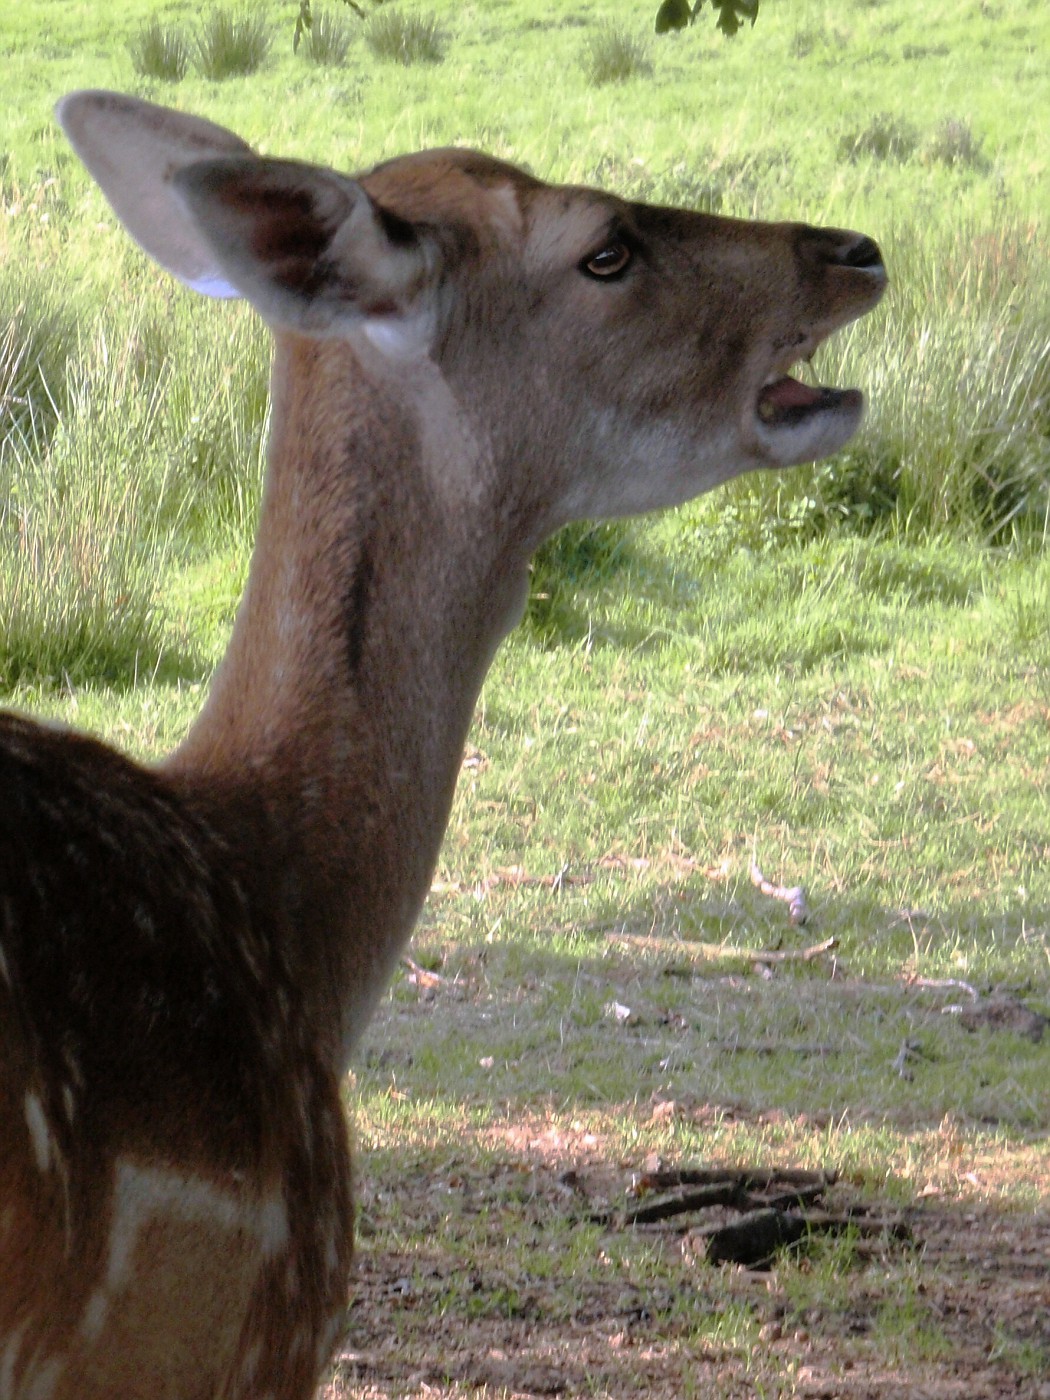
[582,240,632,279]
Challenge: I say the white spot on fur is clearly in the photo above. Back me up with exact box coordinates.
[0,1324,27,1399]
[239,1340,261,1383]
[0,1330,65,1400]
[22,1355,65,1400]
[79,1289,109,1343]
[23,1093,53,1174]
[81,1162,290,1341]
[316,1311,345,1368]
[258,1195,289,1259]
[0,940,10,988]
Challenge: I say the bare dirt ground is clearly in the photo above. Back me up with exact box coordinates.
[323,1115,1050,1400]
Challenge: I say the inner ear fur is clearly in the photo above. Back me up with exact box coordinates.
[174,158,435,333]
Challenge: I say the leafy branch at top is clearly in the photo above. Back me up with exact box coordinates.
[293,0,369,52]
[655,0,760,37]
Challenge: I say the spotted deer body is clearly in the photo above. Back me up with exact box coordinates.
[0,91,885,1397]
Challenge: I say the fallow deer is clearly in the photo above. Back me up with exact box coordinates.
[0,90,885,1398]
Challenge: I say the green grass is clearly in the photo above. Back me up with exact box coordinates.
[299,5,355,68]
[364,9,446,66]
[195,8,272,80]
[128,17,192,82]
[582,23,654,86]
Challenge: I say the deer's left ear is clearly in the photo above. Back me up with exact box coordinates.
[56,89,253,300]
[57,90,437,344]
[172,157,438,341]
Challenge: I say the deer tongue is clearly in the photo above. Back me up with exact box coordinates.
[758,375,834,423]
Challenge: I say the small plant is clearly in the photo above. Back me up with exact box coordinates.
[299,6,354,66]
[364,9,446,66]
[128,18,191,81]
[196,9,271,80]
[838,112,918,163]
[924,118,989,171]
[583,24,654,86]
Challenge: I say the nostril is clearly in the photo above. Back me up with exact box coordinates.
[838,235,883,271]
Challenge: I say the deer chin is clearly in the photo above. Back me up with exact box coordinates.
[753,371,865,466]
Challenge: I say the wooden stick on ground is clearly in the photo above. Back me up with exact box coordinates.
[605,931,836,965]
[750,861,809,925]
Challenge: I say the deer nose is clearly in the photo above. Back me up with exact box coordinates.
[796,227,887,282]
[837,234,884,272]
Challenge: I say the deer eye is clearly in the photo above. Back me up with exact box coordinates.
[582,240,632,279]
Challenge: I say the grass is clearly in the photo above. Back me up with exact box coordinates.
[838,112,920,163]
[582,24,654,85]
[128,17,191,82]
[2,2,1050,1392]
[299,6,356,68]
[196,8,272,80]
[364,9,446,66]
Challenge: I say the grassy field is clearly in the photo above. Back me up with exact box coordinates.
[2,1,1049,1395]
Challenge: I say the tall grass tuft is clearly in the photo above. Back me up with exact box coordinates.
[0,243,270,686]
[364,10,445,66]
[0,280,83,467]
[300,6,354,67]
[924,118,989,171]
[838,113,919,163]
[128,18,191,82]
[0,323,180,687]
[196,9,272,80]
[583,25,654,85]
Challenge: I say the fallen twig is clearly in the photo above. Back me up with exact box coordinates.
[400,955,447,990]
[905,974,980,1001]
[891,1038,928,1079]
[712,1040,839,1057]
[748,937,837,965]
[700,1205,912,1267]
[749,861,808,925]
[605,931,836,966]
[633,1166,836,1193]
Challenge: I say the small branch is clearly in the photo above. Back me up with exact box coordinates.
[605,931,835,966]
[750,861,808,925]
[400,955,446,990]
[904,974,980,1002]
[634,1167,836,1193]
[626,1179,830,1227]
[701,1206,912,1267]
[625,1183,745,1225]
[748,937,836,965]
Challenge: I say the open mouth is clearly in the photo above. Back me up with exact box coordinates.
[753,361,866,466]
[757,373,860,427]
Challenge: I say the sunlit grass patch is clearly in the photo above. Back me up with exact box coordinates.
[364,9,446,66]
[582,23,654,85]
[196,8,272,79]
[299,5,355,67]
[128,17,192,82]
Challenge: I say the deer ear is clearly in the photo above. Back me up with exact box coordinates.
[171,157,436,341]
[56,89,252,299]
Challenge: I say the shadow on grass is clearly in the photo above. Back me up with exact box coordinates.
[369,875,1050,1137]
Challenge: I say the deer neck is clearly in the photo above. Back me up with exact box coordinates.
[164,335,531,1068]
